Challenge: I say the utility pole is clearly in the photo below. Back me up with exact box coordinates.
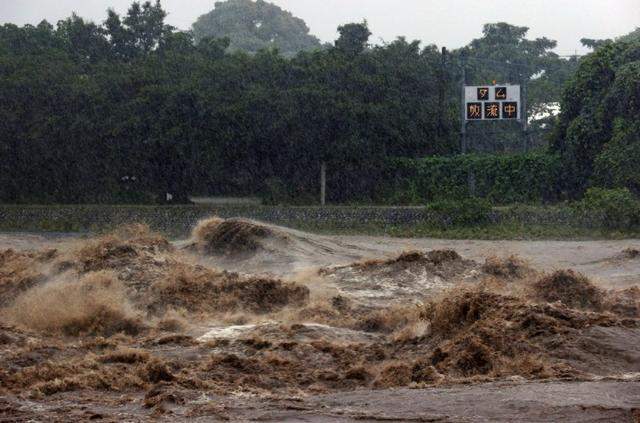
[460,52,467,154]
[459,52,475,196]
[438,47,447,138]
[522,73,529,152]
[320,161,326,206]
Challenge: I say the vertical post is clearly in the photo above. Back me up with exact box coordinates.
[522,73,529,152]
[320,161,326,206]
[460,53,467,154]
[438,47,447,137]
[460,53,475,196]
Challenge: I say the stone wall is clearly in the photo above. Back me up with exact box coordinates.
[0,204,578,237]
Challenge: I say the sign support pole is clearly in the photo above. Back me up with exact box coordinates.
[438,47,447,138]
[460,54,475,196]
[522,73,529,152]
[460,53,467,154]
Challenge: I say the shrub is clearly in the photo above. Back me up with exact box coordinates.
[572,187,640,228]
[593,119,640,195]
[388,181,424,205]
[426,198,492,226]
[387,153,562,205]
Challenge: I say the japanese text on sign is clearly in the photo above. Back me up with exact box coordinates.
[464,85,520,121]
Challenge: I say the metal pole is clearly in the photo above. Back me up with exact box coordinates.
[522,73,529,152]
[320,161,326,206]
[438,47,447,138]
[460,53,467,154]
[460,53,475,196]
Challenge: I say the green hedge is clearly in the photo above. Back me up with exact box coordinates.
[385,152,562,204]
[572,188,640,229]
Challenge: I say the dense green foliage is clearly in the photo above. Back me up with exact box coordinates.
[551,37,640,197]
[192,0,321,56]
[593,119,640,194]
[0,6,459,203]
[572,188,640,229]
[619,28,640,43]
[0,1,591,205]
[386,153,562,204]
[464,23,575,108]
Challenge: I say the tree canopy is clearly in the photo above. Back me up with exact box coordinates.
[0,2,594,204]
[619,27,640,43]
[463,23,575,107]
[551,37,640,196]
[192,0,322,56]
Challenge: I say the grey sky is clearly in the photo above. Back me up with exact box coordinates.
[1,0,638,54]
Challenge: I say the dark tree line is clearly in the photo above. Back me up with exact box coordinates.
[0,1,580,204]
[551,37,640,198]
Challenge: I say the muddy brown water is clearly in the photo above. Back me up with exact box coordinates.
[2,232,639,288]
[2,380,639,421]
[1,228,640,422]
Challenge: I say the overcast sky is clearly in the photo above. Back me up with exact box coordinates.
[1,0,638,54]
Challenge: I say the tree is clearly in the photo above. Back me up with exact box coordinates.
[580,38,611,50]
[619,28,640,43]
[464,23,563,100]
[196,36,231,59]
[593,120,640,195]
[0,1,592,204]
[335,22,371,56]
[551,38,640,197]
[56,14,111,65]
[192,0,321,56]
[0,20,62,55]
[105,0,173,60]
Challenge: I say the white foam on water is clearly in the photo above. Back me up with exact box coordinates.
[198,323,266,342]
[197,321,382,343]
